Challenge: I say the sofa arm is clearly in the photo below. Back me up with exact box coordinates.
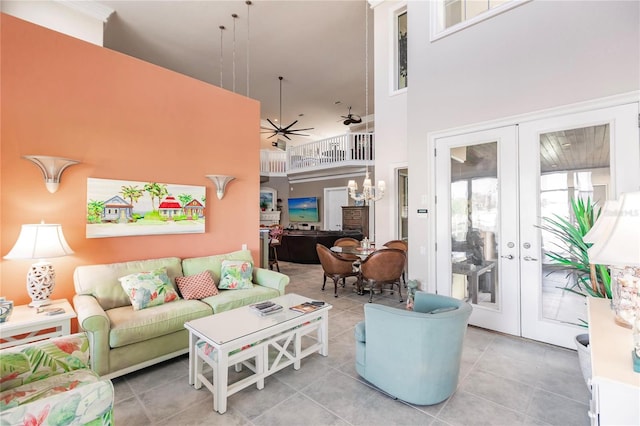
[0,333,90,393]
[253,267,289,295]
[73,294,111,376]
[0,375,114,426]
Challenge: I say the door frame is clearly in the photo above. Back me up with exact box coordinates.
[323,186,349,231]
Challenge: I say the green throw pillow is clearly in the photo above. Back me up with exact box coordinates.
[218,260,254,290]
[119,267,180,310]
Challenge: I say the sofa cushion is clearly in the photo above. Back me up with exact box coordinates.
[119,268,181,310]
[200,286,279,314]
[106,299,211,348]
[176,271,219,300]
[218,260,253,290]
[182,250,254,282]
[74,257,183,310]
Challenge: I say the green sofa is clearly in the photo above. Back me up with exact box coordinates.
[73,249,289,379]
[0,333,114,426]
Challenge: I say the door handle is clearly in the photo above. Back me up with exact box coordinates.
[523,256,538,261]
[501,254,514,260]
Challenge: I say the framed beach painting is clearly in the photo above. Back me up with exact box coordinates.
[86,177,206,238]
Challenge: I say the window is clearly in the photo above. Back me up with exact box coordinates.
[430,0,529,41]
[395,9,407,90]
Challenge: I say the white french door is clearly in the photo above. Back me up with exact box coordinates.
[435,102,639,348]
[435,126,520,335]
[519,103,639,347]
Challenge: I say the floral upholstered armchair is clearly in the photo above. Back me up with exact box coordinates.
[0,333,114,426]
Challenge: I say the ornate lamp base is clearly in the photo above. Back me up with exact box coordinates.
[610,266,639,329]
[27,261,55,307]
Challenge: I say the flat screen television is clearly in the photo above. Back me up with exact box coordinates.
[287,197,319,222]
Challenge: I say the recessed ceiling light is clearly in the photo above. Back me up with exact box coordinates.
[334,100,342,105]
[298,113,304,117]
[562,143,571,148]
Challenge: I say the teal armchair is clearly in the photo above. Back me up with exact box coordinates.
[354,292,472,405]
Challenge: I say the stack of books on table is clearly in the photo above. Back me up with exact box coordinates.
[250,301,283,316]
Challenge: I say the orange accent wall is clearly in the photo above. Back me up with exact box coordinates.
[0,14,261,317]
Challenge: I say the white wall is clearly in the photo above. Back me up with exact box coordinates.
[373,0,640,287]
[372,1,408,246]
[1,0,112,46]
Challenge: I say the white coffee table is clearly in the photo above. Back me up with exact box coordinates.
[184,293,331,414]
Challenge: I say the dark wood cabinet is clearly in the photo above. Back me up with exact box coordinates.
[342,206,369,237]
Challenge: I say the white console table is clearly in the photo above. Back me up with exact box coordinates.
[587,297,640,425]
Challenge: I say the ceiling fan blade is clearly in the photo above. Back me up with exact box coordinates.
[266,118,280,130]
[281,133,292,140]
[281,120,299,131]
[290,127,314,132]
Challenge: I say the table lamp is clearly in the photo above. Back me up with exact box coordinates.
[3,223,74,307]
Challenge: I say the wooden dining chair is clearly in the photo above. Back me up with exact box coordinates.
[359,248,406,303]
[316,244,360,297]
[268,225,283,272]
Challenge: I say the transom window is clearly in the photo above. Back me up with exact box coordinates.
[431,0,529,41]
[395,9,407,90]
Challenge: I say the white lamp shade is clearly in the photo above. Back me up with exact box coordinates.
[588,191,640,266]
[377,180,386,191]
[4,224,74,260]
[347,180,357,190]
[583,200,620,244]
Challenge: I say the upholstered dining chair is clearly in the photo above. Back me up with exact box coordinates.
[383,239,408,286]
[333,237,361,263]
[316,243,360,297]
[358,248,406,303]
[354,292,472,405]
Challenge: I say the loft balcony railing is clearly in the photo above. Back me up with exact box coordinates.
[260,133,374,176]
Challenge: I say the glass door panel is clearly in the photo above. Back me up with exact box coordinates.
[450,143,499,310]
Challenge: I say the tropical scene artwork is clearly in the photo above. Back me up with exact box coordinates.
[86,178,206,238]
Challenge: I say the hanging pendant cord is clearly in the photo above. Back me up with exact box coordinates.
[364,1,370,171]
[232,14,238,93]
[279,76,283,125]
[246,1,252,97]
[219,25,225,88]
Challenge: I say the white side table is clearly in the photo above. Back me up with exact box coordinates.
[0,299,77,349]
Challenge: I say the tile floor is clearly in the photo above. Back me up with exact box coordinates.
[112,261,591,426]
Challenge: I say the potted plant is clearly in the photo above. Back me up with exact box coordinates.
[539,196,611,386]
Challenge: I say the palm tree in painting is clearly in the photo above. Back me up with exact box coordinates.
[120,185,144,206]
[87,199,106,223]
[177,193,193,215]
[143,183,168,212]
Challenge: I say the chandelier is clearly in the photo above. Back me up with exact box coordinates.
[347,3,384,205]
[348,171,385,205]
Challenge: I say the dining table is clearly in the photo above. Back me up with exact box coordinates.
[330,245,378,260]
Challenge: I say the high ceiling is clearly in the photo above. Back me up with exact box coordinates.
[100,0,375,147]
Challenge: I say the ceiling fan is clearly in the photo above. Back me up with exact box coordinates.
[261,76,314,140]
[341,106,362,125]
